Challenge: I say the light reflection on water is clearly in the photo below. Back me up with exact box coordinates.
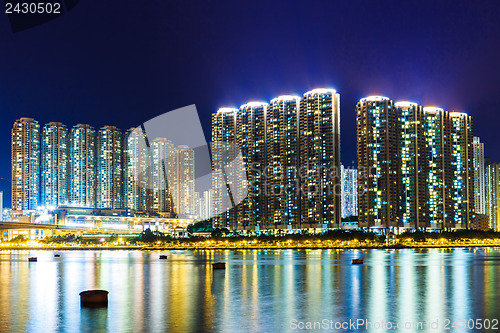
[0,248,499,332]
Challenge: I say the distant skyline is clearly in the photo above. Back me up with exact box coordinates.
[2,0,500,207]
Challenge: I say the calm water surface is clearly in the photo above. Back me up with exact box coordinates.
[0,248,500,332]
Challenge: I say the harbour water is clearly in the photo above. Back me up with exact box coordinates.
[0,248,499,332]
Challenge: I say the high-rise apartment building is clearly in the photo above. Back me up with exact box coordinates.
[486,162,500,231]
[237,101,268,230]
[202,189,212,219]
[449,112,474,228]
[150,137,176,215]
[97,126,124,209]
[195,190,213,220]
[69,124,96,207]
[356,96,397,228]
[341,166,357,218]
[41,122,69,208]
[124,128,150,213]
[12,118,192,216]
[12,118,40,212]
[212,88,341,232]
[267,96,301,229]
[124,130,179,215]
[212,108,238,229]
[423,107,452,228]
[194,191,202,218]
[300,89,341,229]
[473,137,486,214]
[357,98,475,230]
[395,102,426,228]
[175,145,195,217]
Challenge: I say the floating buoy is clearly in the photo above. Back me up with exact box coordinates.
[28,257,37,262]
[212,262,226,269]
[54,254,60,257]
[352,259,364,265]
[80,290,109,307]
[159,255,168,259]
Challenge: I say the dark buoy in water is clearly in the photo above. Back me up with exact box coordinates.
[352,259,364,265]
[212,262,226,269]
[54,254,60,257]
[28,257,37,262]
[80,290,109,307]
[159,255,168,259]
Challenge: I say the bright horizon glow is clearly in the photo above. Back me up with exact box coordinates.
[360,96,389,102]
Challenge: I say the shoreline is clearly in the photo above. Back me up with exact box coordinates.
[2,244,500,251]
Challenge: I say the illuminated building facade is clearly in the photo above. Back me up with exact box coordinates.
[41,122,69,207]
[237,102,268,230]
[267,96,301,229]
[423,107,451,228]
[473,137,486,214]
[486,162,500,231]
[396,102,426,228]
[212,89,341,232]
[69,124,96,207]
[449,112,474,228]
[341,166,357,218]
[203,189,212,219]
[195,190,212,220]
[96,126,124,209]
[211,108,238,229]
[174,145,195,217]
[124,128,151,213]
[124,130,179,216]
[356,96,397,228]
[300,89,341,229]
[11,118,40,211]
[12,119,192,218]
[357,98,475,230]
[150,137,176,215]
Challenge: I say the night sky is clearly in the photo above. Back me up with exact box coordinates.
[1,0,500,207]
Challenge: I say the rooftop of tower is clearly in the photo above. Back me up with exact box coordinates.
[304,88,337,96]
[450,111,469,117]
[217,107,238,113]
[395,101,419,107]
[74,124,93,129]
[46,122,65,126]
[240,101,268,109]
[18,117,37,123]
[270,95,301,104]
[423,107,444,113]
[359,96,390,102]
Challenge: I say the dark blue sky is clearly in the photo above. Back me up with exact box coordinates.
[1,0,500,207]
